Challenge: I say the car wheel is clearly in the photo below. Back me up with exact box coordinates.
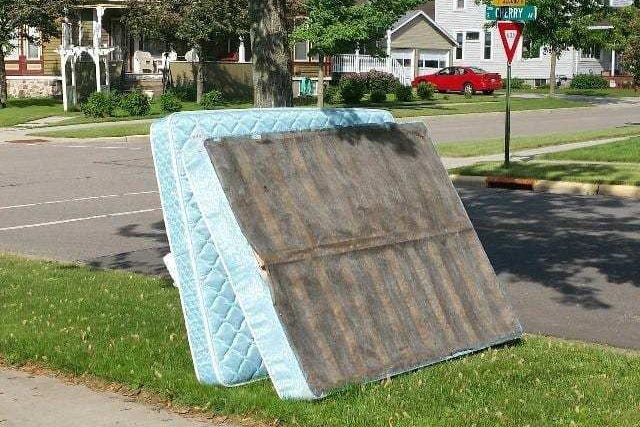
[483,90,494,95]
[463,83,474,96]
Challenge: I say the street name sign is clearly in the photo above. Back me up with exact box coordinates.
[492,0,526,6]
[486,5,537,22]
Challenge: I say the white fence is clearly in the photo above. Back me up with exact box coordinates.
[332,54,413,85]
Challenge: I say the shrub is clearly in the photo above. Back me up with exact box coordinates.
[416,82,436,100]
[159,93,182,113]
[121,90,151,116]
[324,85,341,104]
[369,89,387,103]
[570,74,608,89]
[394,84,413,102]
[200,90,224,109]
[363,70,398,93]
[504,77,527,90]
[168,80,197,101]
[80,92,118,118]
[339,73,367,104]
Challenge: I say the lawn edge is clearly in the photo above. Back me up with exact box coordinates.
[450,173,640,198]
[0,356,270,427]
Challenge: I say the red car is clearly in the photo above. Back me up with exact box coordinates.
[412,66,503,95]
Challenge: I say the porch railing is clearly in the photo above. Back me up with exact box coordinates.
[332,54,413,85]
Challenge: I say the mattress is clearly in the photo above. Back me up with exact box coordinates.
[199,122,523,399]
[150,108,397,387]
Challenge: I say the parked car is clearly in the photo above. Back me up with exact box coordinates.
[412,66,503,95]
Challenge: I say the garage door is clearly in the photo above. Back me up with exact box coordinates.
[418,50,449,77]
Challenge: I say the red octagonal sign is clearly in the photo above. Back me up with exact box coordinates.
[498,21,523,65]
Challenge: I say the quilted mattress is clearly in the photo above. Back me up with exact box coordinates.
[150,108,396,387]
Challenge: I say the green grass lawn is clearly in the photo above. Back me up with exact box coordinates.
[437,127,640,158]
[1,254,639,426]
[514,87,640,98]
[541,137,640,163]
[453,161,640,186]
[388,97,588,118]
[31,122,152,139]
[0,98,68,127]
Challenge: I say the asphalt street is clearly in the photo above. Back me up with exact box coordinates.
[1,107,640,350]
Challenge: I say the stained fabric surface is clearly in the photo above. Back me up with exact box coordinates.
[207,123,522,397]
[149,108,396,390]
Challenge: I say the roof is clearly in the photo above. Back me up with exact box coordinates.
[390,10,458,46]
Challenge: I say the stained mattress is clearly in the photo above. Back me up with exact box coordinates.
[150,108,396,387]
[199,122,522,399]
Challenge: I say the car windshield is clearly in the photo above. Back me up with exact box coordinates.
[468,67,488,74]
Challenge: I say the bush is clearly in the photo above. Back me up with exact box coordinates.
[363,70,398,93]
[80,92,118,118]
[416,82,436,100]
[324,85,341,104]
[394,84,413,102]
[121,90,151,116]
[200,90,224,109]
[570,74,608,89]
[159,93,182,113]
[504,77,527,90]
[339,73,367,104]
[369,89,387,103]
[168,80,196,102]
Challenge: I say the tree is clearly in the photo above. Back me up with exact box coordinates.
[250,0,295,107]
[516,0,605,97]
[0,0,70,108]
[290,0,420,107]
[123,0,248,103]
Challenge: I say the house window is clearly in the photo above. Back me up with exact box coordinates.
[26,28,41,60]
[522,37,541,59]
[483,31,492,60]
[455,0,465,9]
[4,36,20,60]
[294,41,308,61]
[582,46,601,59]
[465,31,480,41]
[455,32,463,59]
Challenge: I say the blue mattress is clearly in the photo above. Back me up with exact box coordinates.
[150,108,396,388]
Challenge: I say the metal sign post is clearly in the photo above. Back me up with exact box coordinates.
[497,21,523,168]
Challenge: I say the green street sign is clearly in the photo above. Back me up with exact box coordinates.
[486,5,537,22]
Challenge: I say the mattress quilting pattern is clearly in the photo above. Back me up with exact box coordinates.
[150,108,396,388]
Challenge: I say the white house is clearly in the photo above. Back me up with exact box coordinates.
[434,0,621,86]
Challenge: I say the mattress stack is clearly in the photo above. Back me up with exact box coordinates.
[150,108,522,400]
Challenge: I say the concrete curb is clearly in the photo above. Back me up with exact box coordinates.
[450,174,640,199]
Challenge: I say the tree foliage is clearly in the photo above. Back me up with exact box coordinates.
[0,0,71,107]
[620,9,640,88]
[290,0,420,106]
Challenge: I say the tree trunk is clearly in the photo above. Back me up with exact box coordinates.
[196,45,205,104]
[249,0,293,107]
[549,50,557,98]
[317,54,324,108]
[0,49,7,108]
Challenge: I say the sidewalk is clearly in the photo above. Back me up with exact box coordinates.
[441,136,632,169]
[0,367,234,427]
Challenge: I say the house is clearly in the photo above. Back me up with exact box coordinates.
[333,5,459,85]
[334,1,632,87]
[434,0,625,87]
[5,1,329,109]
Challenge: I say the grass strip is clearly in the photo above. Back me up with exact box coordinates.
[0,99,68,127]
[437,126,640,158]
[1,254,639,426]
[540,137,640,163]
[452,161,640,186]
[31,122,152,139]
